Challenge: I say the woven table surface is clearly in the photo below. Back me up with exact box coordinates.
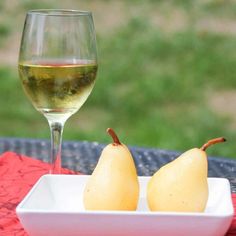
[0,137,235,192]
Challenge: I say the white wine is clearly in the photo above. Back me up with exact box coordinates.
[19,61,97,118]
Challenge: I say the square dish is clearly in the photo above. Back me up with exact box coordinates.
[16,175,233,236]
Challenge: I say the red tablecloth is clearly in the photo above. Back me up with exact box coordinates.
[0,151,235,235]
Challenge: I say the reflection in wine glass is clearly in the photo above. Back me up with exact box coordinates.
[18,10,98,174]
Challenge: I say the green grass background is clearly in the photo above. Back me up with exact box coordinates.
[0,0,236,159]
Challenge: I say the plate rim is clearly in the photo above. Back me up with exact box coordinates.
[16,174,234,219]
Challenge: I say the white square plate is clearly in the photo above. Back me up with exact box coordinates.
[16,175,234,236]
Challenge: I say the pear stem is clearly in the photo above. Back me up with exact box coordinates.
[107,128,121,145]
[200,137,226,151]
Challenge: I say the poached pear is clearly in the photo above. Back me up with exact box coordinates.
[147,137,226,212]
[83,128,139,211]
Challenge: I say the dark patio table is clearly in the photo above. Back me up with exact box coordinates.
[0,137,235,192]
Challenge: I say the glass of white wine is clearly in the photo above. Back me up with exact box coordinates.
[18,10,98,174]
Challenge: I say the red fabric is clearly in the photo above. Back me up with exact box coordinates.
[0,151,235,235]
[228,194,236,235]
[0,152,77,236]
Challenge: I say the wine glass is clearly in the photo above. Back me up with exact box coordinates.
[18,10,98,174]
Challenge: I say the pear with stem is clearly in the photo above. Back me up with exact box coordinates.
[83,128,139,211]
[147,137,226,212]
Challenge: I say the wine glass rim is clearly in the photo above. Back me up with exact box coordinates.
[27,9,92,16]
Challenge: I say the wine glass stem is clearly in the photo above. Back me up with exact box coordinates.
[48,121,65,174]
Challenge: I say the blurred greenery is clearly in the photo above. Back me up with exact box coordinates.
[0,0,236,159]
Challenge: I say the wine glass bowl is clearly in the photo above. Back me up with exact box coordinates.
[18,10,98,173]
